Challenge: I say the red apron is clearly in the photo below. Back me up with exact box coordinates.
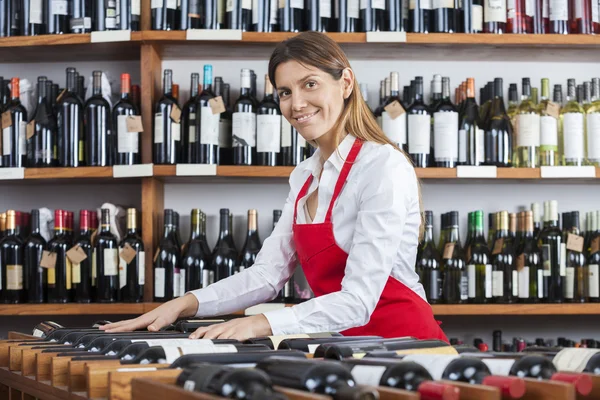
[292,138,448,341]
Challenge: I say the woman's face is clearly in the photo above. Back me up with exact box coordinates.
[275,60,354,142]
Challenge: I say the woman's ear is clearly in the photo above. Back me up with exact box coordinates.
[341,68,355,100]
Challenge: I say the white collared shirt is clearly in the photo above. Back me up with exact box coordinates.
[188,134,426,334]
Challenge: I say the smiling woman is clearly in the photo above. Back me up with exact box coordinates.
[100,31,447,343]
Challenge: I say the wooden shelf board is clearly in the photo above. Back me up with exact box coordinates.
[217,165,295,177]
[0,303,145,316]
[432,303,600,315]
[496,168,541,179]
[153,165,177,177]
[415,168,457,179]
[24,167,114,180]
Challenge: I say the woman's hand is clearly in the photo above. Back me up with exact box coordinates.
[99,294,199,333]
[188,314,273,341]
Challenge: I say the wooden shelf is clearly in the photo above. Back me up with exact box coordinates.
[0,303,146,316]
[24,167,114,180]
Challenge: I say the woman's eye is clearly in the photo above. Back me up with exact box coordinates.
[279,90,290,97]
[305,81,317,88]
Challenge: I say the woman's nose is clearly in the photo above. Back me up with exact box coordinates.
[291,91,307,111]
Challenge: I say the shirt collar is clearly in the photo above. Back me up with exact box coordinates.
[303,134,357,177]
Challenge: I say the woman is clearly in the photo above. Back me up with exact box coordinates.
[102,32,447,342]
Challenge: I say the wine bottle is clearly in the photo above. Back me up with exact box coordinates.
[173,211,183,250]
[179,0,202,29]
[409,0,432,32]
[490,211,513,303]
[197,65,220,164]
[459,78,483,166]
[170,349,305,368]
[152,0,177,29]
[84,71,111,167]
[123,343,269,364]
[47,210,72,303]
[416,211,442,304]
[28,76,57,168]
[407,76,431,168]
[516,210,542,303]
[360,0,386,31]
[278,0,303,31]
[560,79,586,166]
[154,209,179,301]
[47,0,69,33]
[256,75,281,167]
[563,211,586,303]
[70,0,92,32]
[588,213,600,303]
[466,210,492,304]
[553,347,600,374]
[0,210,24,304]
[119,208,144,303]
[182,72,200,163]
[180,209,211,293]
[232,69,257,166]
[177,364,285,399]
[215,77,233,165]
[538,78,559,167]
[31,321,65,339]
[71,210,93,303]
[484,0,507,32]
[237,209,262,274]
[2,77,27,168]
[23,0,46,35]
[24,210,46,304]
[381,72,407,151]
[539,200,563,303]
[432,0,457,32]
[154,69,180,165]
[114,73,141,166]
[210,208,237,282]
[484,78,512,167]
[433,77,459,168]
[514,78,540,168]
[549,0,569,33]
[57,68,84,167]
[95,209,119,303]
[317,338,446,359]
[442,211,467,304]
[336,0,360,31]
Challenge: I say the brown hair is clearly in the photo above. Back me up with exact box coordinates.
[268,31,424,238]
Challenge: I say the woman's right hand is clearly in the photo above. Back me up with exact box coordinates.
[99,294,200,333]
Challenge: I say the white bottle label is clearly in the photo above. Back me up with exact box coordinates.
[482,359,516,376]
[432,0,453,8]
[200,106,220,146]
[348,0,360,17]
[351,365,386,386]
[467,264,476,298]
[589,264,599,298]
[543,0,549,16]
[167,0,177,9]
[154,113,164,144]
[587,113,600,159]
[485,264,493,298]
[202,269,214,288]
[373,0,386,8]
[485,0,507,22]
[574,0,583,18]
[138,251,145,285]
[518,266,529,298]
[382,111,407,146]
[232,112,256,147]
[517,114,540,147]
[2,127,11,156]
[119,252,127,289]
[540,115,558,148]
[553,348,600,372]
[593,0,599,22]
[179,269,186,298]
[550,0,568,20]
[171,122,181,142]
[163,343,238,363]
[257,114,282,153]
[226,0,233,11]
[525,0,535,15]
[52,0,69,15]
[492,270,503,296]
[118,115,139,154]
[472,4,483,30]
[403,355,459,380]
[19,121,26,156]
[174,270,181,297]
[252,0,259,23]
[560,243,566,277]
[433,111,458,160]
[291,0,303,7]
[565,266,575,299]
[563,113,584,159]
[132,0,141,14]
[281,117,292,148]
[30,0,43,23]
[512,270,518,297]
[537,269,544,298]
[154,267,165,298]
[92,250,97,287]
[409,0,432,9]
[408,114,431,154]
[103,248,119,276]
[189,113,197,144]
[321,0,332,16]
[458,129,467,163]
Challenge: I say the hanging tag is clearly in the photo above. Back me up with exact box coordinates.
[209,96,226,115]
[492,238,504,255]
[26,120,35,140]
[120,243,138,264]
[56,89,67,104]
[40,251,57,269]
[170,105,182,123]
[66,245,88,264]
[567,233,584,253]
[443,243,455,259]
[383,100,405,120]
[546,102,560,119]
[516,253,525,271]
[1,111,11,129]
[126,115,144,133]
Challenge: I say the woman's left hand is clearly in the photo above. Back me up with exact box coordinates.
[189,314,273,341]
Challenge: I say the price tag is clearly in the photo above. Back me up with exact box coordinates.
[383,100,405,120]
[170,105,182,123]
[26,120,35,140]
[443,243,455,259]
[185,29,242,41]
[66,245,88,264]
[209,96,226,115]
[567,233,584,253]
[365,31,407,42]
[40,251,57,269]
[126,115,144,133]
[516,253,525,271]
[546,101,560,119]
[592,237,600,254]
[492,238,504,255]
[1,111,11,129]
[120,243,138,264]
[56,88,67,104]
[90,29,131,43]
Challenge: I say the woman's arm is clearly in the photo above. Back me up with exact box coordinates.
[262,151,416,334]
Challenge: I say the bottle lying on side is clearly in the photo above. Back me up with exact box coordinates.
[121,343,271,365]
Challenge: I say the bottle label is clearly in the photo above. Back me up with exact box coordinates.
[409,0,432,9]
[541,244,552,277]
[154,113,164,144]
[164,344,239,363]
[467,264,476,298]
[540,115,558,150]
[174,270,181,297]
[565,266,575,299]
[119,250,127,289]
[485,264,492,298]
[281,117,292,148]
[106,16,117,29]
[103,248,118,276]
[171,122,181,142]
[543,0,549,16]
[167,0,177,9]
[460,271,468,300]
[179,269,186,297]
[485,0,506,22]
[525,0,534,15]
[47,266,55,285]
[226,0,234,11]
[507,0,515,17]
[518,266,529,298]
[19,121,26,156]
[560,243,566,277]
[537,269,544,298]
[232,112,257,147]
[593,0,599,22]
[587,113,600,160]
[51,0,69,15]
[472,4,483,30]
[219,119,232,148]
[432,0,453,8]
[291,0,304,7]
[408,114,431,154]
[257,114,282,153]
[402,0,409,17]
[458,129,467,163]
[403,355,459,380]
[72,262,81,284]
[30,0,43,24]
[66,258,72,290]
[492,270,503,296]
[252,0,259,23]
[550,0,568,20]
[427,269,441,300]
[200,107,220,146]
[589,264,599,298]
[118,115,139,154]
[92,250,97,287]
[382,112,407,147]
[553,348,600,372]
[135,251,144,285]
[132,0,141,14]
[154,267,165,298]
[482,359,516,375]
[188,113,197,144]
[574,0,583,18]
[350,365,386,386]
[202,269,214,288]
[2,126,10,156]
[433,111,459,160]
[512,269,518,297]
[517,114,541,147]
[6,265,23,290]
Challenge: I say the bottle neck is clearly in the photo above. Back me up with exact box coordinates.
[30,213,41,235]
[67,71,77,93]
[191,75,199,97]
[37,82,47,104]
[190,213,201,240]
[93,74,102,96]
[448,225,460,244]
[219,214,230,238]
[423,225,434,243]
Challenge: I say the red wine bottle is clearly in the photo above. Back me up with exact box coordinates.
[409,0,432,32]
[215,77,233,165]
[256,75,280,167]
[0,210,24,303]
[3,77,27,168]
[154,209,180,301]
[182,73,200,163]
[336,0,360,31]
[28,76,58,167]
[47,0,69,33]
[114,73,141,166]
[278,0,303,31]
[95,208,119,303]
[47,210,72,303]
[84,71,111,167]
[153,69,180,165]
[237,210,262,274]
[197,65,220,164]
[180,209,211,292]
[119,208,144,303]
[232,69,257,166]
[417,211,442,304]
[360,0,386,31]
[72,210,93,303]
[407,76,431,167]
[25,209,47,303]
[57,68,84,167]
[211,208,238,282]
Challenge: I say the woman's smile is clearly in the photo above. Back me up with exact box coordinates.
[294,110,320,125]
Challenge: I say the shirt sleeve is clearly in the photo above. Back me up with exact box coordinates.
[187,187,299,318]
[263,150,415,334]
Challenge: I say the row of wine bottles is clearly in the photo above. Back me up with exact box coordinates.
[0,0,140,37]
[417,202,600,305]
[150,0,600,35]
[377,73,600,169]
[0,69,143,168]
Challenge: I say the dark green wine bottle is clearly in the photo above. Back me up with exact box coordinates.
[563,211,586,303]
[538,200,563,303]
[516,211,542,303]
[180,209,212,293]
[95,209,119,303]
[442,211,467,304]
[491,211,517,304]
[466,210,491,304]
[416,211,442,304]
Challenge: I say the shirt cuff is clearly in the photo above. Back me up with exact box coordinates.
[186,287,220,317]
[263,307,299,335]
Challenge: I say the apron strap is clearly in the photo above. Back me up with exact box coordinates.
[325,139,363,223]
[294,174,314,224]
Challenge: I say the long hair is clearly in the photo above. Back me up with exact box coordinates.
[268,31,424,238]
